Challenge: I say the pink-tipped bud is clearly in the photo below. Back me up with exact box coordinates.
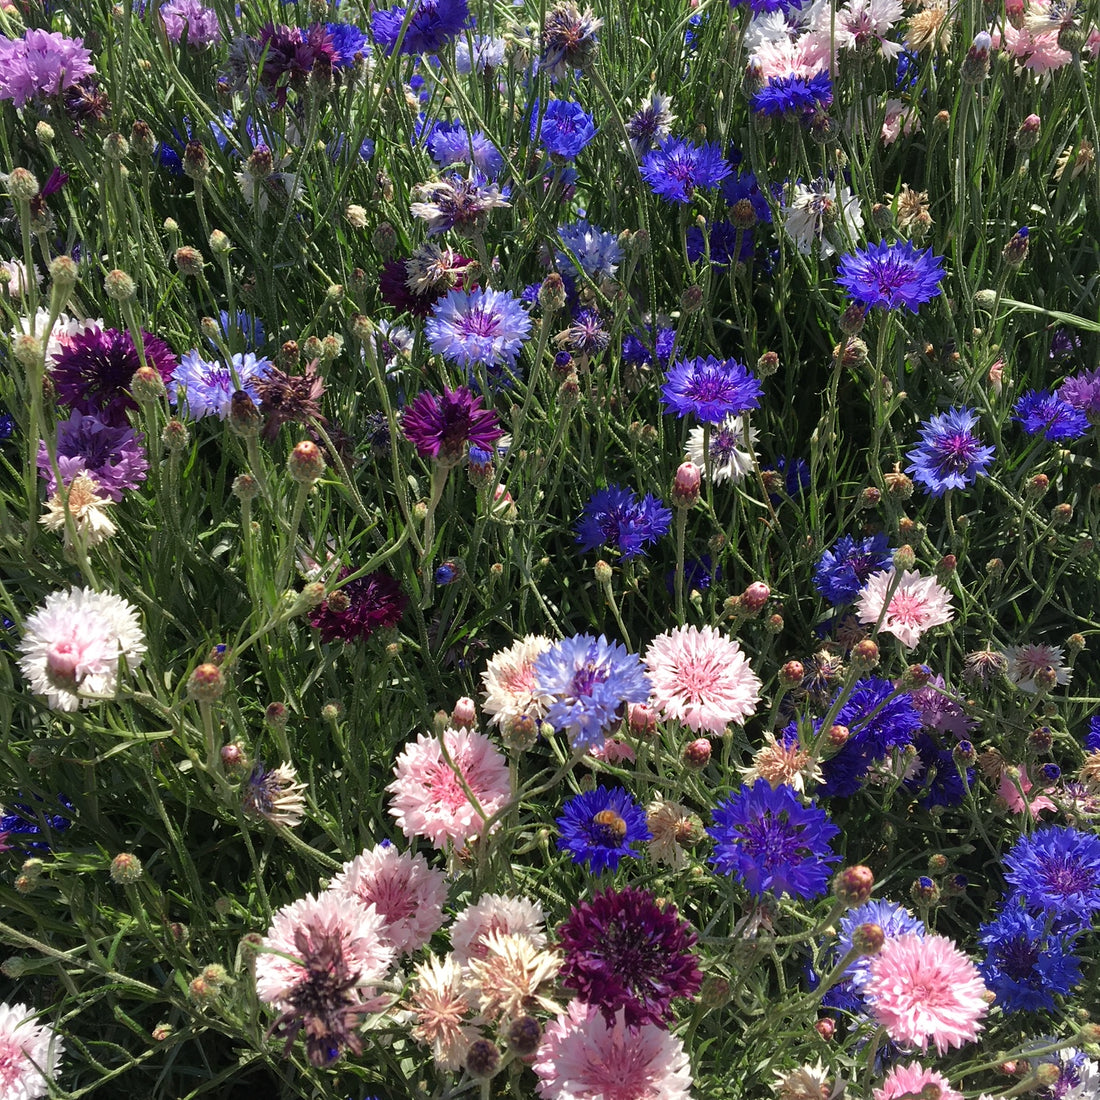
[683,738,712,769]
[927,853,949,874]
[288,440,325,483]
[187,663,224,703]
[828,724,850,747]
[851,639,880,669]
[833,865,875,907]
[220,743,243,768]
[628,703,658,735]
[779,660,805,688]
[742,581,770,613]
[852,922,885,956]
[452,697,477,727]
[265,703,289,729]
[815,1018,836,1041]
[1015,113,1041,151]
[672,461,701,507]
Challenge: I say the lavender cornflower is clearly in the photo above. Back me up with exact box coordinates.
[410,172,510,236]
[38,412,148,502]
[159,0,221,47]
[836,240,945,313]
[1003,825,1100,931]
[814,533,894,605]
[540,2,603,79]
[425,287,532,370]
[905,407,994,497]
[751,72,833,117]
[661,356,763,423]
[402,385,504,462]
[170,351,272,419]
[533,100,597,160]
[456,34,506,73]
[640,137,732,203]
[1059,367,1100,421]
[574,484,672,561]
[421,119,503,177]
[0,30,96,108]
[370,0,471,56]
[1013,389,1090,441]
[557,220,622,279]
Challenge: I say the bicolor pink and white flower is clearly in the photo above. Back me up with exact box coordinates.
[0,1001,64,1100]
[480,635,554,728]
[855,568,954,648]
[450,893,547,966]
[874,1062,964,1100]
[1003,642,1071,692]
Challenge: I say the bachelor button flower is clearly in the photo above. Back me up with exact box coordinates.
[425,288,531,371]
[325,22,371,67]
[1058,367,1100,421]
[556,786,651,874]
[0,796,74,853]
[814,533,894,605]
[480,635,555,730]
[708,781,840,900]
[640,137,732,203]
[533,100,597,159]
[422,120,503,177]
[836,240,945,313]
[540,3,603,79]
[855,568,955,648]
[557,220,622,279]
[370,0,471,56]
[38,411,148,501]
[159,0,221,47]
[0,30,96,108]
[169,350,272,419]
[783,177,865,258]
[456,34,506,73]
[1012,389,1090,441]
[751,72,833,116]
[1003,643,1071,692]
[661,356,763,423]
[243,762,308,827]
[1003,825,1100,931]
[685,416,758,483]
[686,220,755,266]
[450,893,548,965]
[402,385,505,463]
[905,407,994,497]
[410,172,510,236]
[309,569,408,643]
[556,886,702,1027]
[534,634,651,751]
[0,1001,64,1099]
[874,1064,963,1100]
[625,94,675,156]
[574,484,672,560]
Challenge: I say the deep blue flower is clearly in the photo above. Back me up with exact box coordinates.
[661,356,762,423]
[1003,825,1100,931]
[771,456,810,501]
[732,0,808,13]
[686,220,754,267]
[814,533,893,605]
[534,634,651,751]
[978,900,1081,1013]
[708,781,840,900]
[0,795,74,852]
[751,72,833,117]
[904,732,972,808]
[557,220,621,279]
[0,411,14,441]
[370,0,470,56]
[216,310,266,350]
[640,137,732,203]
[556,785,651,873]
[665,555,720,594]
[836,240,945,313]
[905,407,995,497]
[722,169,773,225]
[621,327,675,367]
[533,99,596,160]
[895,49,920,89]
[1087,716,1100,753]
[325,20,370,65]
[1013,389,1090,441]
[575,484,672,560]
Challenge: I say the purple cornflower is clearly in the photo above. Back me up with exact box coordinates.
[625,94,674,156]
[255,23,338,103]
[751,72,833,117]
[425,287,531,370]
[686,220,754,267]
[160,0,221,47]
[621,328,676,368]
[574,484,672,561]
[169,350,272,419]
[309,569,408,644]
[532,99,597,159]
[370,0,471,56]
[557,309,610,360]
[540,2,603,79]
[640,137,732,203]
[420,119,503,177]
[0,30,96,108]
[909,675,975,738]
[733,0,809,12]
[534,633,651,751]
[38,411,148,502]
[1058,367,1100,421]
[556,786,651,874]
[905,407,995,497]
[1012,389,1089,441]
[836,240,945,313]
[401,385,504,462]
[51,326,178,425]
[1003,825,1100,931]
[556,885,702,1028]
[1087,716,1100,753]
[557,220,622,279]
[707,780,840,900]
[660,356,763,423]
[814,533,894,605]
[410,172,510,235]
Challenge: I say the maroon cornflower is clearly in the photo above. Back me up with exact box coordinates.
[309,569,408,644]
[379,246,473,317]
[252,359,326,440]
[402,386,504,463]
[256,23,338,104]
[51,326,177,425]
[556,885,703,1028]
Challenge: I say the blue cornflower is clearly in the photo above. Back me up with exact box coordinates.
[836,240,945,313]
[686,220,754,267]
[557,220,622,279]
[325,21,370,65]
[978,900,1082,1014]
[456,33,505,73]
[532,99,596,159]
[895,49,920,89]
[1087,716,1100,753]
[640,137,732,203]
[751,72,833,117]
[661,356,762,423]
[814,533,894,605]
[419,118,503,177]
[534,634,651,750]
[575,484,671,560]
[0,795,74,852]
[216,310,265,350]
[425,287,532,370]
[621,328,675,368]
[732,0,808,12]
[771,456,810,501]
[0,411,14,441]
[1004,825,1100,930]
[722,169,773,225]
[905,732,972,808]
[665,555,720,594]
[1012,389,1090,441]
[905,407,995,497]
[708,780,840,900]
[169,350,272,419]
[370,0,470,55]
[556,785,651,873]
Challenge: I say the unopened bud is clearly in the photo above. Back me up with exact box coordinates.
[1051,502,1073,525]
[174,246,204,277]
[910,875,940,904]
[672,461,701,506]
[7,167,39,202]
[779,661,804,688]
[131,365,166,404]
[833,865,875,907]
[852,922,885,956]
[628,703,658,735]
[504,1015,541,1056]
[961,31,992,82]
[1015,113,1041,151]
[465,1039,501,1079]
[48,255,78,292]
[683,738,711,769]
[538,272,567,313]
[228,390,262,438]
[183,141,209,181]
[680,284,704,314]
[187,663,225,703]
[1002,227,1029,268]
[208,229,231,255]
[110,852,143,884]
[893,544,916,571]
[288,440,325,483]
[742,582,770,612]
[594,560,613,585]
[851,639,879,669]
[130,120,155,158]
[104,268,136,301]
[220,743,244,768]
[815,1018,836,1040]
[452,697,477,727]
[162,418,190,452]
[828,724,850,747]
[370,221,397,255]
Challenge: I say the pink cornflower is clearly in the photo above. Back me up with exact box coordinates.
[0,30,95,108]
[996,20,1071,72]
[643,624,762,733]
[534,1001,692,1100]
[328,843,448,955]
[865,933,988,1055]
[0,1001,64,1100]
[1003,643,1071,692]
[996,764,1056,818]
[480,635,554,729]
[450,893,547,966]
[855,568,954,648]
[874,1062,964,1100]
[387,727,511,849]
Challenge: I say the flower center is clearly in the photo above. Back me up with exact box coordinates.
[934,432,979,472]
[457,308,501,339]
[886,591,927,627]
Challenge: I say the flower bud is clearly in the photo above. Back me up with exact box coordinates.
[815,1018,835,1040]
[220,743,244,768]
[183,141,209,181]
[503,713,539,752]
[680,284,704,314]
[961,31,992,83]
[104,268,136,301]
[1051,502,1073,525]
[1015,113,1041,151]
[130,120,156,158]
[465,1039,501,1079]
[910,875,940,904]
[833,865,874,907]
[187,663,225,703]
[7,167,39,202]
[12,334,42,369]
[48,255,78,294]
[893,544,916,571]
[672,461,701,507]
[1002,226,1029,268]
[628,702,658,735]
[903,663,933,687]
[505,1015,542,1056]
[452,697,477,727]
[851,639,879,670]
[228,390,262,438]
[885,469,914,498]
[742,582,770,612]
[162,418,190,452]
[538,272,567,313]
[852,922,885,956]
[756,350,779,376]
[110,852,143,884]
[288,440,325,483]
[103,132,129,160]
[208,229,231,255]
[130,365,166,404]
[594,559,613,585]
[779,660,805,688]
[828,724,850,747]
[278,340,300,371]
[683,738,711,769]
[35,121,55,145]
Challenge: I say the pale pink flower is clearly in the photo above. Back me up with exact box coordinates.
[643,625,762,733]
[881,97,921,145]
[646,799,699,870]
[586,736,636,764]
[0,1001,64,1100]
[254,892,395,1009]
[749,34,832,79]
[810,0,905,57]
[450,893,547,966]
[874,1062,964,1100]
[865,933,988,1055]
[467,930,561,1022]
[480,635,554,728]
[996,764,1056,817]
[387,727,511,849]
[740,730,823,792]
[328,843,448,954]
[534,1001,692,1100]
[407,953,479,1071]
[17,586,146,711]
[855,569,954,649]
[1003,643,1071,692]
[995,21,1071,72]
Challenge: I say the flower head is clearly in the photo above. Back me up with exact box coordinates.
[1013,389,1090,441]
[556,886,702,1028]
[169,350,271,419]
[1004,643,1071,692]
[38,411,148,502]
[540,3,603,78]
[450,893,547,966]
[625,94,675,155]
[640,138,732,203]
[556,786,651,874]
[410,172,510,235]
[533,99,597,159]
[556,220,622,279]
[874,1063,963,1100]
[855,568,955,648]
[309,569,407,643]
[402,385,504,463]
[574,485,671,560]
[407,953,478,1070]
[371,0,471,55]
[467,931,561,1022]
[1003,825,1100,930]
[1059,367,1100,421]
[685,416,758,483]
[420,119,503,177]
[160,0,221,47]
[243,762,307,827]
[814,533,894,605]
[425,289,531,371]
[837,240,945,312]
[0,1001,64,1100]
[782,177,864,258]
[0,30,95,107]
[865,932,988,1055]
[740,729,823,793]
[905,407,994,497]
[480,635,555,730]
[751,72,833,116]
[708,781,840,900]
[661,356,763,423]
[40,472,117,549]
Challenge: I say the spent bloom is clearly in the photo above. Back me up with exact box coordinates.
[410,172,510,235]
[782,178,864,257]
[402,385,505,463]
[905,407,995,497]
[425,288,531,371]
[661,356,763,423]
[38,411,148,501]
[242,762,307,827]
[837,240,945,312]
[540,3,603,78]
[0,30,95,107]
[408,953,478,1070]
[574,484,671,560]
[855,568,955,648]
[40,472,117,550]
[556,785,651,874]
[0,1001,64,1100]
[640,137,732,203]
[169,350,272,419]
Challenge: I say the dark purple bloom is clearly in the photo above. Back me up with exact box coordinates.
[532,99,597,159]
[401,385,504,462]
[51,326,178,425]
[836,240,945,313]
[1003,825,1100,931]
[640,137,732,203]
[905,407,994,497]
[813,533,893,605]
[379,251,473,317]
[256,23,338,103]
[751,72,833,116]
[308,569,408,643]
[771,455,810,501]
[370,0,471,56]
[574,484,671,560]
[1012,389,1089,441]
[1058,368,1100,422]
[38,411,148,501]
[1087,716,1100,753]
[556,785,651,874]
[556,885,702,1028]
[661,356,762,423]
